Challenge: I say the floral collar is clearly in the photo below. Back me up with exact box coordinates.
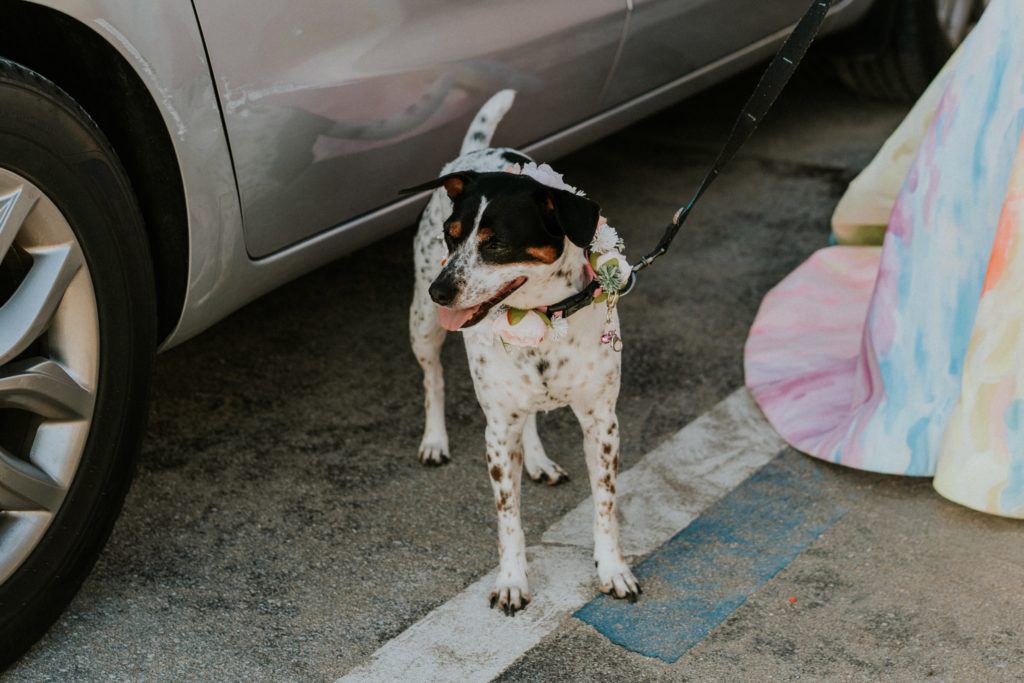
[486,163,631,349]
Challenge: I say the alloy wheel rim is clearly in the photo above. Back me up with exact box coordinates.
[0,167,98,585]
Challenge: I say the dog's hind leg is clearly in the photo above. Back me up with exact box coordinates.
[410,266,450,466]
[523,413,569,485]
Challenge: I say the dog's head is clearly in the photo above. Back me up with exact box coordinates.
[404,171,601,330]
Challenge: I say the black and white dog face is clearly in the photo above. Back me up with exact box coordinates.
[404,171,600,330]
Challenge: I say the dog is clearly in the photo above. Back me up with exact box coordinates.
[407,90,640,613]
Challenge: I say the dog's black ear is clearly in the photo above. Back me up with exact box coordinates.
[534,188,601,249]
[399,171,480,200]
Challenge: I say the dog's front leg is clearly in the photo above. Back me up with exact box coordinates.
[572,403,641,601]
[410,262,449,466]
[484,413,531,614]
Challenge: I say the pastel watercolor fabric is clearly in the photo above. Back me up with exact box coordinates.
[744,0,1024,518]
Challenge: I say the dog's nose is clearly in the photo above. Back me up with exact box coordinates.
[429,277,458,307]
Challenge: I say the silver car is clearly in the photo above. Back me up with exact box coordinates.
[0,0,985,666]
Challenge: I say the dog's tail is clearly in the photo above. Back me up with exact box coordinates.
[460,89,516,155]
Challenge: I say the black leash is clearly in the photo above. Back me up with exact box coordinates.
[547,0,835,319]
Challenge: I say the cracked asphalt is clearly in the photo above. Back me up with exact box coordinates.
[6,63,1024,682]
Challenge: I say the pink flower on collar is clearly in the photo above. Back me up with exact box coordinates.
[493,308,549,347]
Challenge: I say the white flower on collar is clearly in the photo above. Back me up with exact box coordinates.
[549,313,568,341]
[512,162,586,197]
[590,221,623,254]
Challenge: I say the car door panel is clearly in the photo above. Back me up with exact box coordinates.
[192,0,625,258]
[602,0,810,108]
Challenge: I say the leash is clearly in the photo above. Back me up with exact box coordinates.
[547,0,835,319]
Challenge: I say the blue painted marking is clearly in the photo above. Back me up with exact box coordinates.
[574,452,847,662]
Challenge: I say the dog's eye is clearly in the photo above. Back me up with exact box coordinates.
[479,235,504,252]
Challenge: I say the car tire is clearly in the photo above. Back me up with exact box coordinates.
[831,0,989,101]
[0,58,156,668]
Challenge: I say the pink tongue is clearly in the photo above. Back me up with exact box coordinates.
[437,305,480,331]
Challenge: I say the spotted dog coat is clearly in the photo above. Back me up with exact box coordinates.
[409,91,640,614]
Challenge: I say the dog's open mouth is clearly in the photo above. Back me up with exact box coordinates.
[437,276,527,331]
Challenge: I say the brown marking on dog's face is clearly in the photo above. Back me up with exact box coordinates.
[526,245,558,263]
[443,176,465,199]
[448,220,463,239]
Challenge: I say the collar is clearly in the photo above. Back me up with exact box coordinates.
[546,249,636,319]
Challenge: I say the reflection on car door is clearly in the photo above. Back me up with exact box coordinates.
[192,0,626,258]
[602,0,810,108]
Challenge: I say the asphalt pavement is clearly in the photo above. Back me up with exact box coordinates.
[6,64,1023,682]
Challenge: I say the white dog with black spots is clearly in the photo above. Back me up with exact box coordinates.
[407,91,640,614]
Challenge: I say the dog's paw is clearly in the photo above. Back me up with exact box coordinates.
[598,562,642,602]
[418,440,450,467]
[488,583,531,616]
[524,457,569,486]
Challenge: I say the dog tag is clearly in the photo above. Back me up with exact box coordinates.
[601,330,623,352]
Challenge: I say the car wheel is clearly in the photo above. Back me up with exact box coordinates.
[0,58,156,667]
[832,0,990,101]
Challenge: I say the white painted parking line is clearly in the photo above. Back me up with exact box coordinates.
[543,387,786,556]
[337,388,785,683]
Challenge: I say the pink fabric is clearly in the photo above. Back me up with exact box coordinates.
[745,247,881,466]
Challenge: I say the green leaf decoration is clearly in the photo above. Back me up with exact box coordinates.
[507,307,528,325]
[596,262,623,294]
[539,311,554,328]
